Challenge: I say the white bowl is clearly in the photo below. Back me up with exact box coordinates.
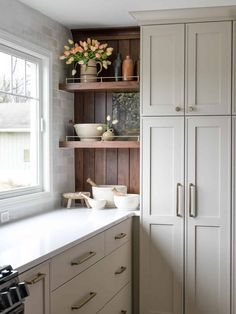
[92,185,127,208]
[114,194,140,210]
[87,198,107,210]
[74,123,104,141]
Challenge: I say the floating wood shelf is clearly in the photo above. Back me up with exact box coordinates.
[59,81,139,92]
[59,141,140,149]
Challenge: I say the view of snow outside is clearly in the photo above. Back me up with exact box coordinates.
[0,50,39,192]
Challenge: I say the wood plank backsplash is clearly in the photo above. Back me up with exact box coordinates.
[72,27,140,194]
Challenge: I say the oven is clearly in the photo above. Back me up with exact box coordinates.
[0,265,29,314]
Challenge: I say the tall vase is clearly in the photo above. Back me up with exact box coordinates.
[122,55,134,81]
[80,60,102,83]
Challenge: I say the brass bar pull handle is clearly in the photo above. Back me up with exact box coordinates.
[189,183,196,217]
[115,266,127,275]
[71,251,96,266]
[71,292,97,310]
[115,233,127,240]
[25,273,46,285]
[176,183,183,217]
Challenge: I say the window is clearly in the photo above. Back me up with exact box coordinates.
[0,34,51,201]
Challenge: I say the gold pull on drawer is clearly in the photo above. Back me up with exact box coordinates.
[114,233,127,240]
[71,251,96,266]
[115,266,127,275]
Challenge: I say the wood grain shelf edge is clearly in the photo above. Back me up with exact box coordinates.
[59,81,139,92]
[59,141,140,149]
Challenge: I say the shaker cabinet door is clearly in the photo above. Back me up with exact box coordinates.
[186,22,231,115]
[233,21,236,115]
[233,117,236,313]
[19,262,50,314]
[185,116,231,314]
[141,117,184,314]
[142,24,185,116]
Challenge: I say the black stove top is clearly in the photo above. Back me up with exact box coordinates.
[0,266,29,313]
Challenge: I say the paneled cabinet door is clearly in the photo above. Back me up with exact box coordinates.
[141,117,184,314]
[19,263,50,314]
[233,22,236,115]
[233,117,236,314]
[186,22,231,115]
[142,24,185,116]
[185,117,231,314]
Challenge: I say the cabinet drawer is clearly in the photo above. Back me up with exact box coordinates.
[51,232,105,290]
[105,218,132,255]
[51,260,107,314]
[104,241,131,298]
[97,283,131,314]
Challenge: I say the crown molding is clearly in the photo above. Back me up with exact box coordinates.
[130,6,236,25]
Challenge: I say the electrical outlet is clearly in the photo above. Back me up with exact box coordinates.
[0,211,10,223]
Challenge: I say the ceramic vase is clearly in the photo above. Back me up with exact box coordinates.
[122,55,134,81]
[80,60,102,83]
[102,129,115,141]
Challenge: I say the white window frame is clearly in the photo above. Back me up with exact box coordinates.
[0,29,53,207]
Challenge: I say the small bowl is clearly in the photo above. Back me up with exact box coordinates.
[114,194,140,210]
[87,198,107,210]
[92,185,127,208]
[74,123,104,141]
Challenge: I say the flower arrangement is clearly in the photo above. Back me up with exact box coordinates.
[97,115,118,132]
[60,38,113,76]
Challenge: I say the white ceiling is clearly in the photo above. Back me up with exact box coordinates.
[19,0,236,29]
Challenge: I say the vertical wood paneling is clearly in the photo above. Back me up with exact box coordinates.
[118,40,130,60]
[130,39,140,62]
[73,28,140,195]
[75,149,84,191]
[106,149,118,185]
[74,93,84,191]
[118,149,130,188]
[83,148,95,192]
[94,149,106,185]
[129,148,140,193]
[74,93,84,123]
[95,92,106,123]
[83,92,95,122]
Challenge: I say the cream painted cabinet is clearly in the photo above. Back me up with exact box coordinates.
[51,219,132,314]
[19,262,50,314]
[142,21,231,116]
[142,24,185,116]
[186,22,231,115]
[141,117,184,314]
[141,116,231,314]
[185,117,231,314]
[233,22,236,115]
[233,117,236,314]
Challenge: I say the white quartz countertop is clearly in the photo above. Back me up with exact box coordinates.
[0,208,136,273]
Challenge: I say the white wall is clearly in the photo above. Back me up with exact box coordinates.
[0,0,75,221]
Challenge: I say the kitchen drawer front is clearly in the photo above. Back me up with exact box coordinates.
[104,241,131,298]
[105,218,132,255]
[51,232,105,290]
[97,283,131,314]
[51,259,107,314]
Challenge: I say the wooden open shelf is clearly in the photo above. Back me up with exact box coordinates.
[59,81,139,92]
[59,140,140,149]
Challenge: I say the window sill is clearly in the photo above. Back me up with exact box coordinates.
[0,191,53,209]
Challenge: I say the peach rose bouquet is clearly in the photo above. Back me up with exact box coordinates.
[60,38,113,76]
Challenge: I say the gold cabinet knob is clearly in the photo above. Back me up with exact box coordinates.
[189,106,194,112]
[175,106,181,112]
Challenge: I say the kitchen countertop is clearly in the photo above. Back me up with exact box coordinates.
[0,208,137,273]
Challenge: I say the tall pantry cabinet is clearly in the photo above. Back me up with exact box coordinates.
[137,7,236,314]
